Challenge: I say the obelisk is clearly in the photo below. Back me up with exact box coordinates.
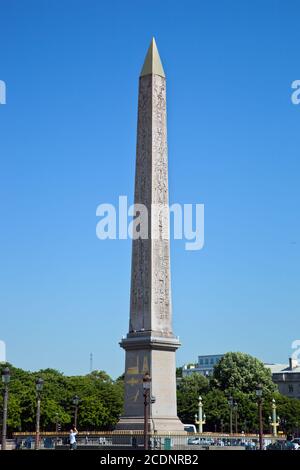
[117,38,184,432]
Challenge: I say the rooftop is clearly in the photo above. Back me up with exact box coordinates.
[265,362,300,374]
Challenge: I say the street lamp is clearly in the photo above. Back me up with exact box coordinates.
[35,378,44,450]
[1,367,10,451]
[268,415,272,434]
[194,396,206,433]
[220,418,224,433]
[142,373,151,450]
[54,412,59,446]
[255,384,263,450]
[233,401,238,434]
[72,395,80,428]
[269,399,279,437]
[279,417,287,434]
[228,396,234,434]
[55,412,59,432]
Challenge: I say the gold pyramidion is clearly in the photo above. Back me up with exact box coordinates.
[140,37,165,78]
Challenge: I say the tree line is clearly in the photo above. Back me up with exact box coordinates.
[0,368,123,433]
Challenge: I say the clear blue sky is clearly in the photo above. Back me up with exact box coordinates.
[0,0,299,378]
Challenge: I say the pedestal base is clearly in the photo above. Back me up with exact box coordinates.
[116,416,185,433]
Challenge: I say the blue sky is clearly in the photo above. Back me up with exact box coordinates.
[0,0,299,378]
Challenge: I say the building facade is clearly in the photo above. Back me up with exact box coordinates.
[265,358,300,399]
[182,354,224,377]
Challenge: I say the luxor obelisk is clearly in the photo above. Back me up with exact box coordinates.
[117,38,184,432]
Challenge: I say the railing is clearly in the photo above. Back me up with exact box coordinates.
[11,432,287,450]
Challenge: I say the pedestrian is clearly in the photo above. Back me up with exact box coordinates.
[69,427,78,450]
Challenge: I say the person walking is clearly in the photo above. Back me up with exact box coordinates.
[69,427,78,450]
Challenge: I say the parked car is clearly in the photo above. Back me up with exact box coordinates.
[290,438,300,450]
[187,437,214,446]
[266,440,294,450]
[24,437,33,449]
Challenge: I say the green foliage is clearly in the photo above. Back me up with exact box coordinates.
[274,392,300,434]
[7,395,22,430]
[212,352,276,397]
[177,373,209,423]
[78,397,109,429]
[0,363,123,434]
[202,389,229,431]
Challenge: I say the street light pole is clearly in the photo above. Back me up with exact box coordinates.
[268,415,272,434]
[35,378,44,450]
[55,413,59,446]
[258,400,263,449]
[256,384,263,450]
[233,401,238,434]
[1,367,10,451]
[270,399,279,437]
[194,396,206,433]
[142,373,151,450]
[72,395,80,428]
[279,417,287,435]
[228,396,233,435]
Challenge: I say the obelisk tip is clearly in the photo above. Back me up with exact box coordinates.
[140,38,165,78]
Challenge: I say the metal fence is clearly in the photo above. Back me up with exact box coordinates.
[11,432,289,450]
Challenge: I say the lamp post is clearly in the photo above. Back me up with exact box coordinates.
[269,399,279,437]
[55,412,59,433]
[142,373,151,450]
[194,396,206,433]
[220,418,224,433]
[54,412,59,446]
[279,417,287,435]
[72,395,80,429]
[233,401,238,434]
[256,384,263,450]
[35,378,44,450]
[1,367,10,451]
[228,396,233,434]
[268,415,272,434]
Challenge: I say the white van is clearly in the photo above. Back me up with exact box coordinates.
[183,424,197,433]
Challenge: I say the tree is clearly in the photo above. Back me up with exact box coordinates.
[212,352,276,397]
[0,363,124,434]
[40,398,71,430]
[78,396,110,429]
[273,393,300,435]
[89,370,112,382]
[6,395,22,430]
[177,373,209,423]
